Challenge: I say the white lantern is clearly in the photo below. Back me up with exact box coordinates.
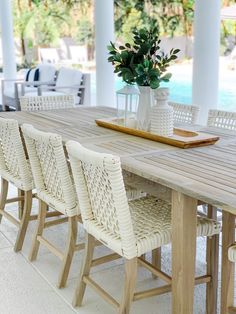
[116,85,140,128]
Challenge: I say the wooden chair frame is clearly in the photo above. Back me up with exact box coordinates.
[0,177,34,252]
[29,199,82,288]
[73,221,219,314]
[29,200,121,288]
[0,178,68,252]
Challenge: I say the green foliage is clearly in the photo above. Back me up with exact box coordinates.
[76,16,93,46]
[120,8,144,43]
[108,27,180,89]
[114,0,195,40]
[14,0,71,47]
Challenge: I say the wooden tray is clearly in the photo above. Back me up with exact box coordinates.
[95,117,220,149]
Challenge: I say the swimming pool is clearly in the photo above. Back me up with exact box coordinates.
[91,64,236,111]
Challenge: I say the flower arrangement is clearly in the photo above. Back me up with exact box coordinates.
[107,27,180,89]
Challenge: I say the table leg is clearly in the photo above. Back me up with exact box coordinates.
[206,205,219,314]
[171,190,197,314]
[221,211,235,314]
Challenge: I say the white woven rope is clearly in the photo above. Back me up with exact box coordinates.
[169,102,200,125]
[228,244,236,262]
[0,118,33,191]
[67,140,221,260]
[20,95,75,111]
[22,124,78,217]
[207,109,236,131]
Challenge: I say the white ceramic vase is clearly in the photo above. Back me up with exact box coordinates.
[136,86,153,131]
[151,87,174,137]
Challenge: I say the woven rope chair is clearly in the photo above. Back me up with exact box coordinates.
[66,141,221,313]
[169,102,200,125]
[207,109,236,131]
[22,124,81,288]
[0,118,36,252]
[226,244,236,313]
[20,94,75,111]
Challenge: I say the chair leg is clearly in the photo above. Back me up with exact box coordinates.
[119,258,138,314]
[14,190,33,252]
[206,206,219,314]
[221,211,235,314]
[73,232,95,307]
[152,247,161,279]
[29,199,47,261]
[17,189,25,220]
[58,216,78,288]
[0,178,8,223]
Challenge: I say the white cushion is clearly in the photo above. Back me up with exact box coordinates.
[24,86,38,94]
[24,65,56,83]
[4,89,17,98]
[56,67,82,93]
[4,86,37,98]
[24,68,39,82]
[37,64,56,82]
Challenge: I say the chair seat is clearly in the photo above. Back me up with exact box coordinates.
[228,245,236,262]
[85,195,221,258]
[4,87,37,98]
[130,196,221,256]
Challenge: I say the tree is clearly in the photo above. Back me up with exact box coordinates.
[114,0,195,40]
[14,0,71,61]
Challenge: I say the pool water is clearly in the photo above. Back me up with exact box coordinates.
[91,63,236,111]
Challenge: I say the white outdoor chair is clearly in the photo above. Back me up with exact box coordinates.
[20,95,75,111]
[169,102,200,125]
[0,118,35,252]
[39,47,75,66]
[22,124,82,288]
[66,140,221,313]
[69,46,88,64]
[36,67,91,106]
[207,109,236,132]
[39,48,61,64]
[1,64,56,111]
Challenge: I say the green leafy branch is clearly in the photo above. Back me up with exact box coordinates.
[107,28,180,89]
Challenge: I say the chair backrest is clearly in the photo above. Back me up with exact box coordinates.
[56,67,83,94]
[37,64,56,82]
[24,64,56,83]
[169,102,200,125]
[66,140,137,259]
[207,109,236,131]
[20,95,75,111]
[39,48,60,64]
[69,45,88,63]
[22,125,78,217]
[0,119,33,191]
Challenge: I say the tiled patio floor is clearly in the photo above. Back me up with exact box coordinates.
[0,184,227,314]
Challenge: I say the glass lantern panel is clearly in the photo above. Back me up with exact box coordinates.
[116,86,139,128]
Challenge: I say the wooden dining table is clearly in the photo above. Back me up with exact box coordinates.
[1,106,236,314]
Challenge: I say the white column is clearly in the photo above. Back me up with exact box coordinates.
[95,0,116,107]
[192,0,221,125]
[0,0,17,79]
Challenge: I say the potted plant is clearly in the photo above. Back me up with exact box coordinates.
[107,27,180,132]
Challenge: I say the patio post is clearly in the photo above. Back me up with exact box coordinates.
[0,0,17,79]
[95,0,116,107]
[192,0,221,124]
